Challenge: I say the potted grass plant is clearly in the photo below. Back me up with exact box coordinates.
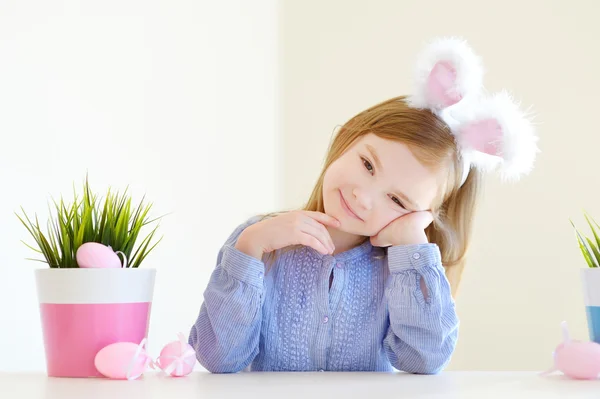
[571,212,600,344]
[17,177,163,377]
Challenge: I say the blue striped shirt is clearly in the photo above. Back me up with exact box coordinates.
[188,216,459,373]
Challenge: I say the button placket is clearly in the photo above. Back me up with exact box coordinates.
[320,255,343,372]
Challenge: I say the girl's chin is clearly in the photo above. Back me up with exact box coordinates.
[333,220,373,237]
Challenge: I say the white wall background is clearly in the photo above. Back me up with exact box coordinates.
[0,0,279,371]
[2,0,599,373]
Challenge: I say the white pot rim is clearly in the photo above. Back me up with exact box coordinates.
[35,267,156,304]
[35,267,156,272]
[581,268,600,306]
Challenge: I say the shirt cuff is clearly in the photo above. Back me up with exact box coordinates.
[221,245,266,288]
[387,243,442,273]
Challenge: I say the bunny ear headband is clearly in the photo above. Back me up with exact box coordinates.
[406,37,539,186]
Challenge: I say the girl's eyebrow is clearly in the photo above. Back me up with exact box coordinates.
[365,144,420,210]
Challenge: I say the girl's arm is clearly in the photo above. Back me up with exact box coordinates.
[188,218,265,373]
[383,243,459,374]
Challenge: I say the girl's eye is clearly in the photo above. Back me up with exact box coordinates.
[390,195,406,209]
[362,158,374,174]
[361,156,405,209]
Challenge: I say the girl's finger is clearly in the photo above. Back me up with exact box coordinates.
[300,221,334,254]
[303,211,340,228]
[298,233,330,255]
[302,217,335,252]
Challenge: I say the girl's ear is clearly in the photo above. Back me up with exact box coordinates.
[407,37,484,112]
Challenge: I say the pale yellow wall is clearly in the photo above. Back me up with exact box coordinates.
[280,0,600,370]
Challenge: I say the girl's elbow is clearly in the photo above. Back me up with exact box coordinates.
[196,352,249,374]
[192,341,256,374]
[202,362,245,374]
[393,355,451,375]
[388,336,457,375]
[407,359,449,375]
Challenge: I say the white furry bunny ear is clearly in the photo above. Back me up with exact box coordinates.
[451,90,539,182]
[407,37,485,111]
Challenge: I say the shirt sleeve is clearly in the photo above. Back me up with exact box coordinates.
[188,217,266,373]
[382,243,459,374]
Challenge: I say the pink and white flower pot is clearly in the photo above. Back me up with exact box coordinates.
[35,268,156,377]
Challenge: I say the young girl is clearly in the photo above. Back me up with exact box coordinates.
[188,37,539,374]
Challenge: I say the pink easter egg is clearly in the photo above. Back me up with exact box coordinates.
[76,242,122,268]
[555,340,600,380]
[94,341,150,380]
[157,337,196,377]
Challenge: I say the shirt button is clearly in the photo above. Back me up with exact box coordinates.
[336,262,343,268]
[258,271,264,278]
[412,253,421,260]
[323,316,329,323]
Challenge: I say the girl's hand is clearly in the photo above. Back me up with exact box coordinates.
[370,211,434,247]
[235,211,341,260]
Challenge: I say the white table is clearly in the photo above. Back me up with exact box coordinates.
[1,371,598,398]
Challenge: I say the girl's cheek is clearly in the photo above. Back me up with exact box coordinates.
[398,208,411,217]
[375,209,409,231]
[371,213,395,233]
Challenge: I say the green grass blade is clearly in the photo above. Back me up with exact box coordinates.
[131,235,163,268]
[26,258,50,264]
[571,220,598,268]
[20,240,43,254]
[129,228,161,268]
[585,212,600,250]
[586,238,600,267]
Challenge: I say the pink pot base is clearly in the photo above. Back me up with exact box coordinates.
[39,302,152,378]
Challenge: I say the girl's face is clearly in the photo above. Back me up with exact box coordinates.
[322,133,445,237]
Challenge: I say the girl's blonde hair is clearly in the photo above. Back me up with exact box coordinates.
[299,95,483,296]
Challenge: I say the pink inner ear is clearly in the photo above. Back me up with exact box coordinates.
[459,118,503,156]
[426,61,462,108]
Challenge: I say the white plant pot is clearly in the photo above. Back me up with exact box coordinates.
[35,268,156,377]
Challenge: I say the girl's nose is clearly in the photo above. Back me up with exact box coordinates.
[352,188,372,211]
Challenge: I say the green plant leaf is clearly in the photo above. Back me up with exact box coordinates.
[17,177,164,268]
[571,220,597,268]
[20,240,43,254]
[25,258,50,264]
[586,237,600,266]
[585,212,600,250]
[129,226,162,268]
